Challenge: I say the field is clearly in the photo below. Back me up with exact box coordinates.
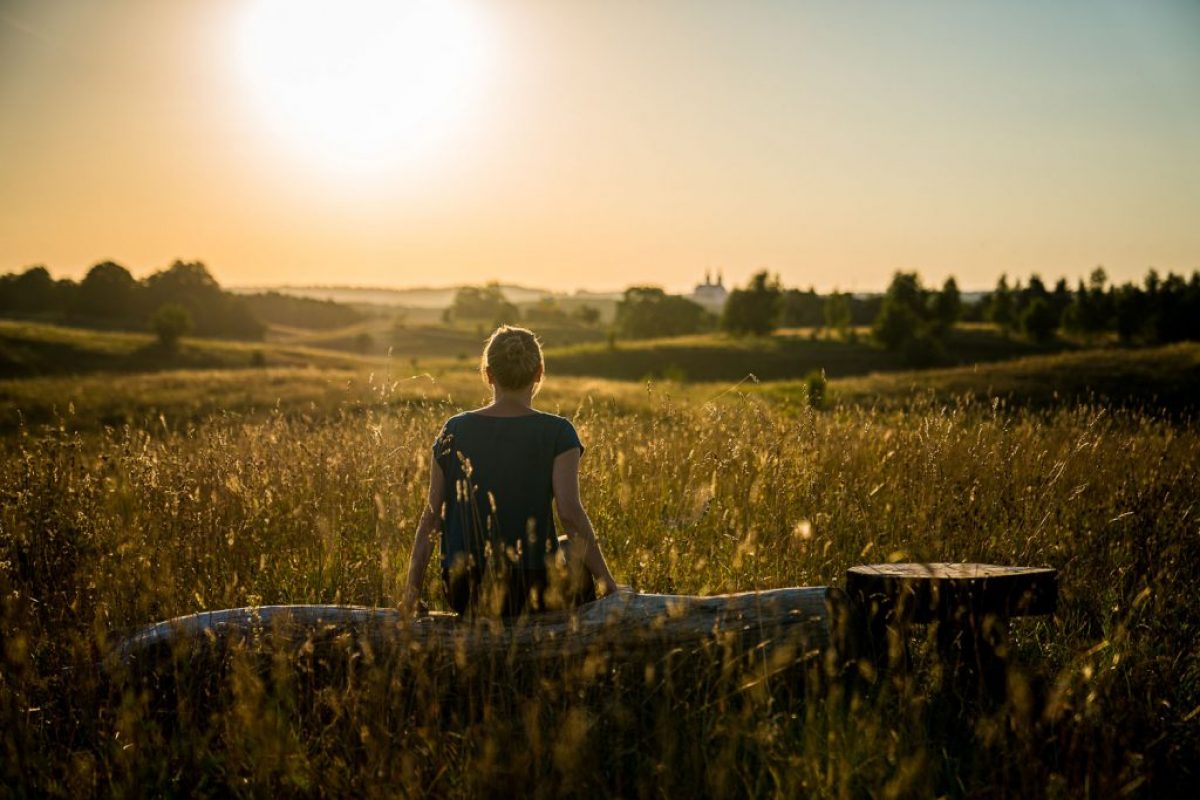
[545,326,1072,383]
[2,334,1199,797]
[0,320,382,378]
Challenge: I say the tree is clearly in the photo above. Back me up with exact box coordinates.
[144,261,263,340]
[615,287,714,339]
[1050,278,1072,320]
[871,271,953,364]
[1112,283,1146,343]
[1024,274,1049,307]
[451,284,519,326]
[72,261,141,321]
[780,288,823,328]
[7,266,60,314]
[151,303,192,349]
[873,299,921,351]
[1062,267,1112,339]
[1020,297,1058,343]
[721,272,782,336]
[873,272,927,351]
[930,277,962,335]
[1156,272,1191,343]
[823,291,851,339]
[987,275,1016,334]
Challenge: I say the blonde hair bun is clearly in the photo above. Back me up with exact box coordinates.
[482,326,544,391]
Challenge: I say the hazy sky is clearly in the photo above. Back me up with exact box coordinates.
[1,0,1197,293]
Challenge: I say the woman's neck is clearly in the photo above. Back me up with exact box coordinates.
[477,387,536,416]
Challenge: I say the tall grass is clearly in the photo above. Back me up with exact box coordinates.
[1,384,1197,796]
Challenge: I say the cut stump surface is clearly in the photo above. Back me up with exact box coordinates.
[846,562,1057,624]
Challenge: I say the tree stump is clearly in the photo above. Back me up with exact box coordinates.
[845,563,1058,699]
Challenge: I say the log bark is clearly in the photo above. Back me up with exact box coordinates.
[112,588,831,673]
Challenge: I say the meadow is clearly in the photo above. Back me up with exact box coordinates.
[1,340,1198,797]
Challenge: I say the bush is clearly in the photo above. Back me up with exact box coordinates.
[804,369,827,409]
[150,303,192,349]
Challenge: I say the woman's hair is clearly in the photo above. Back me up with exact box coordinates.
[481,325,544,391]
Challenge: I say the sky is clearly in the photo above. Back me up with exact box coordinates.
[1,0,1198,294]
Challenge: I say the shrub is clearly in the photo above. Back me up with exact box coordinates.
[150,303,192,349]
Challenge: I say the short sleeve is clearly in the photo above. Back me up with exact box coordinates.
[432,418,454,471]
[554,418,584,457]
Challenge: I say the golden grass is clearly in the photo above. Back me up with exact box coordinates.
[2,375,1198,796]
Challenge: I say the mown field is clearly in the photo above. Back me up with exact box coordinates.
[1,342,1198,797]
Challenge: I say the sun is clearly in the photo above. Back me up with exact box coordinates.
[234,0,491,176]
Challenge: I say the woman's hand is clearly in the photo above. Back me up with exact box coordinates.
[399,587,427,617]
[600,579,631,597]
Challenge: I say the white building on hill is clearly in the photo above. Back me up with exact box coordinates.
[691,270,728,313]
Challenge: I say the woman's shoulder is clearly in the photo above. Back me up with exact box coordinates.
[535,410,578,429]
[539,411,584,454]
[437,412,463,430]
[435,412,474,440]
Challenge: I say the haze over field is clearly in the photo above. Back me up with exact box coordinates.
[1,0,1198,292]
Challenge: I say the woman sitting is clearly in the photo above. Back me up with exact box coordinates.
[401,325,620,616]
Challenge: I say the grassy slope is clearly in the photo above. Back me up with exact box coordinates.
[269,318,609,358]
[0,364,670,432]
[546,326,1072,382]
[4,342,1197,433]
[810,343,1200,413]
[0,319,383,377]
[3,318,1070,385]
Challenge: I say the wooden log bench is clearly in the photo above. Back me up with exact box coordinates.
[111,563,1057,702]
[111,587,831,690]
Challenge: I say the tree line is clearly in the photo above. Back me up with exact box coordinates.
[983,268,1200,345]
[0,261,264,341]
[7,261,1197,358]
[445,283,601,327]
[610,267,1200,361]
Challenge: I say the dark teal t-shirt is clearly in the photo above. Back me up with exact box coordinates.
[433,411,584,572]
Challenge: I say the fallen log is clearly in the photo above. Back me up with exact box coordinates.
[112,587,832,674]
[110,563,1058,704]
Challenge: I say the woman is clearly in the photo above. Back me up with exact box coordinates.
[401,325,620,616]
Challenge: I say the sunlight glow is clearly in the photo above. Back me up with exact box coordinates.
[235,0,491,176]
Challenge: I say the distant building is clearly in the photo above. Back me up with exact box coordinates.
[691,270,728,313]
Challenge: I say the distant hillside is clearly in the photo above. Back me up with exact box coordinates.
[240,291,365,330]
[232,284,623,310]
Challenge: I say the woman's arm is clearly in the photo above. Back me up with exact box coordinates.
[552,448,620,596]
[400,459,445,615]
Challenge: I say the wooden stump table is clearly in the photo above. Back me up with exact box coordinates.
[845,563,1058,699]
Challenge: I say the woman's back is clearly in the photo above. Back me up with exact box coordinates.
[401,324,618,618]
[434,410,583,572]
